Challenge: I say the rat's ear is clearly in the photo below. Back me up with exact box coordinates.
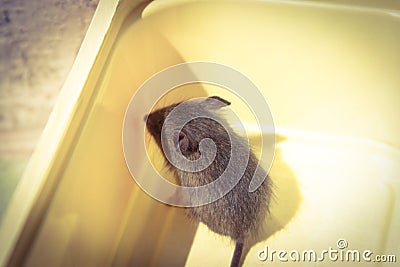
[203,96,231,110]
[175,130,189,152]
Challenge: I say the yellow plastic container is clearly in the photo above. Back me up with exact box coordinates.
[1,0,399,266]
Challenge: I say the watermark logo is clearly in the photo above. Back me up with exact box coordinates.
[257,238,397,263]
[336,238,348,249]
[122,62,275,207]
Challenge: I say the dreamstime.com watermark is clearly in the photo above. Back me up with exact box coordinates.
[257,239,397,263]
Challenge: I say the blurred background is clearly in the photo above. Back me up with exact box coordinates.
[0,0,399,266]
[1,0,399,229]
[0,0,99,220]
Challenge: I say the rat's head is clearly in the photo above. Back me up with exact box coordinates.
[144,96,231,161]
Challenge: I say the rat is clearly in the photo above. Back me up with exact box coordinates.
[144,96,273,267]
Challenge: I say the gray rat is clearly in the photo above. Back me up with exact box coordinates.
[144,96,273,267]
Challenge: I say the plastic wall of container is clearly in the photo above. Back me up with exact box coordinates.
[0,0,399,266]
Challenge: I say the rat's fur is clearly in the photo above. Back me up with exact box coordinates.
[145,96,272,266]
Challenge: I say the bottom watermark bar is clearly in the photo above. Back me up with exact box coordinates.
[257,239,397,263]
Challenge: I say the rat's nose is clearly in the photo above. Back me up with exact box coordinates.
[143,114,149,122]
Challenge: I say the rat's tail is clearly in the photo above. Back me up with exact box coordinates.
[230,241,244,267]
